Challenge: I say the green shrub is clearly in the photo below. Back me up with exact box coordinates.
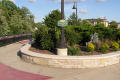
[86,43,95,52]
[80,32,91,46]
[112,42,119,51]
[33,26,60,51]
[101,43,109,53]
[90,32,99,44]
[33,26,53,50]
[118,40,120,47]
[33,22,120,52]
[65,29,81,46]
[65,25,120,46]
[68,46,80,55]
[44,10,61,28]
[104,40,113,47]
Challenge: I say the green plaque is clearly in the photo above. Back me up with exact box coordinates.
[58,20,68,27]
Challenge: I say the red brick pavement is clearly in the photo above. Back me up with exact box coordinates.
[0,62,51,80]
[15,40,30,44]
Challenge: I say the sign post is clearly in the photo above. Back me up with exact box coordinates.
[57,0,68,56]
[58,20,68,27]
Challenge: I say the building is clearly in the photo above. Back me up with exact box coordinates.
[117,23,120,29]
[86,18,109,27]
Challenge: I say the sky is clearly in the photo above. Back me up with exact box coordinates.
[9,0,120,23]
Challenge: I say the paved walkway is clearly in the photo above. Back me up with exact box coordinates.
[0,40,51,80]
[0,62,50,80]
[0,40,120,80]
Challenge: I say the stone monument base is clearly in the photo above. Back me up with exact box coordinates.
[57,48,67,56]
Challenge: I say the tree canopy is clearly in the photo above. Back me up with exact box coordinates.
[0,0,35,35]
[44,9,61,28]
[109,21,118,28]
[68,12,76,25]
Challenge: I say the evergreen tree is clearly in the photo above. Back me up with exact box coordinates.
[44,9,61,28]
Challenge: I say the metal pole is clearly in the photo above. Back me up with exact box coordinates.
[61,0,64,19]
[59,0,66,48]
[76,2,78,25]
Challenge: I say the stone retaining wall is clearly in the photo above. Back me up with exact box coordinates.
[20,44,120,68]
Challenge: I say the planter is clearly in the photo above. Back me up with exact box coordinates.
[20,44,120,68]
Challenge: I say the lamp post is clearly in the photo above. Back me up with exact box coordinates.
[57,0,67,56]
[72,1,78,25]
[61,0,64,20]
[59,0,66,48]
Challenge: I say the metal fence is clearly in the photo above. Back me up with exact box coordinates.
[0,34,32,47]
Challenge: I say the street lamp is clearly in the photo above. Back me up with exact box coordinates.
[57,0,67,56]
[59,0,66,48]
[72,1,78,25]
[61,0,64,20]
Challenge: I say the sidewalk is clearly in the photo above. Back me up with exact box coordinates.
[0,40,120,80]
[0,62,51,80]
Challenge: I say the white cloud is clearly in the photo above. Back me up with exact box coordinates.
[27,0,36,3]
[96,0,106,2]
[78,9,88,14]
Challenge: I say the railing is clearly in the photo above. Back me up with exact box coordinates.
[0,34,32,47]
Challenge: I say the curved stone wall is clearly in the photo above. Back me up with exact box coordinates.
[20,44,120,68]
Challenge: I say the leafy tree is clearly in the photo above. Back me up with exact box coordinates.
[109,21,118,28]
[1,0,17,10]
[21,6,31,16]
[0,0,35,34]
[33,24,60,51]
[0,9,9,35]
[68,12,76,25]
[80,20,92,27]
[9,13,24,34]
[65,29,81,46]
[68,12,81,25]
[44,9,61,28]
[95,23,105,28]
[35,22,43,27]
[9,12,34,34]
[43,10,61,49]
[97,18,103,24]
[0,0,18,20]
[34,26,54,50]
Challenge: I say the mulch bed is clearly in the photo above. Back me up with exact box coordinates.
[29,47,55,55]
[79,48,120,56]
[29,46,120,56]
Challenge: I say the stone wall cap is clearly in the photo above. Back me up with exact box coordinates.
[20,44,120,60]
